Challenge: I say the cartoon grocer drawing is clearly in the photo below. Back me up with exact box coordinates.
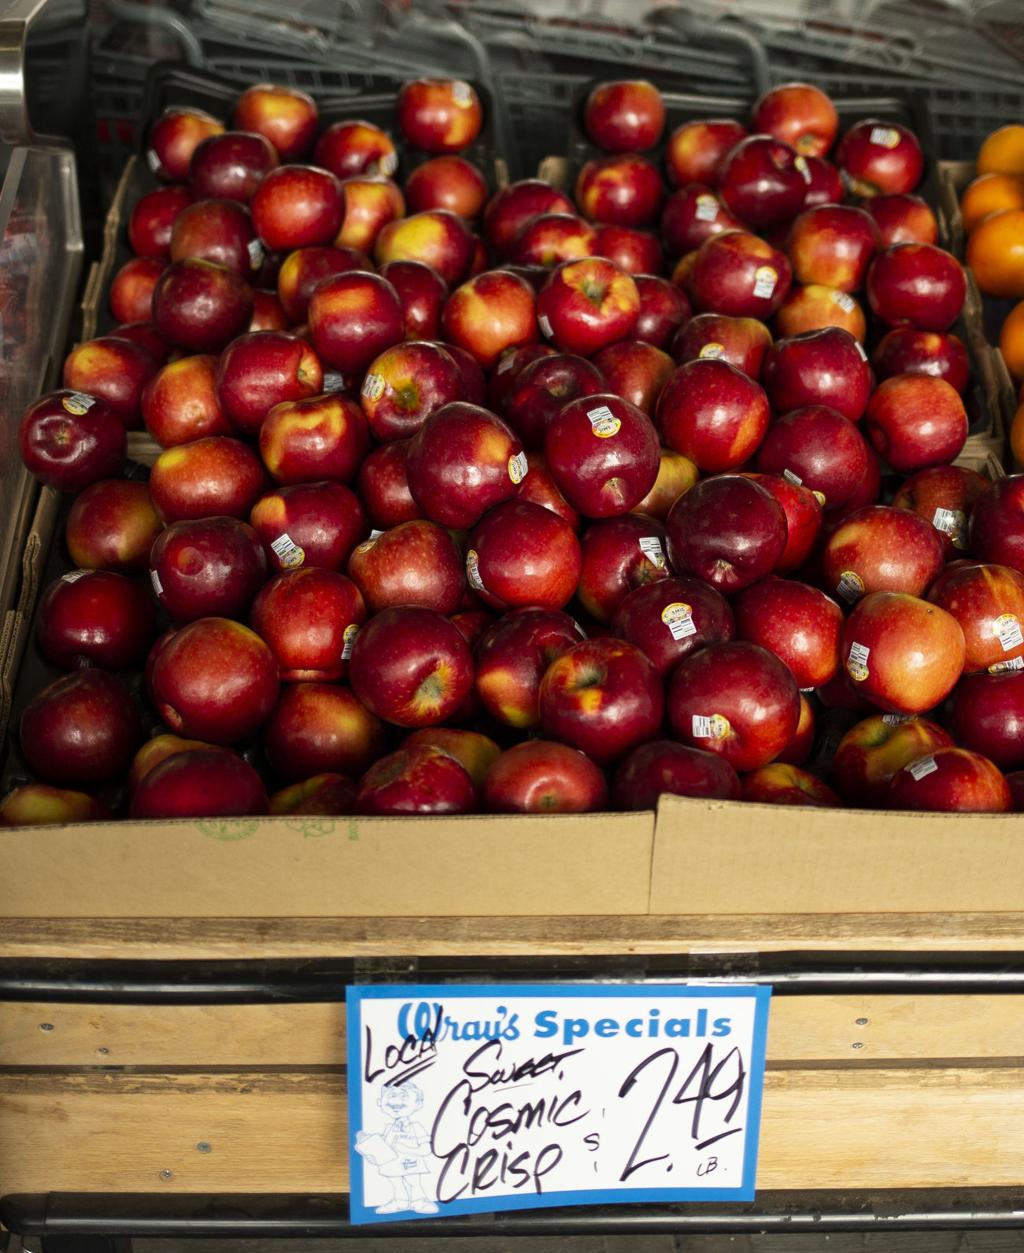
[354,1081,439,1215]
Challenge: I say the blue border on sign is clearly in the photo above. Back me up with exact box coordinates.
[346,982,771,1226]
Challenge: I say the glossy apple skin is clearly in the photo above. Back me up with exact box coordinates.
[374,209,474,286]
[264,682,383,780]
[142,354,234,446]
[951,671,1024,770]
[62,336,159,429]
[613,740,740,810]
[575,514,668,623]
[536,257,640,357]
[233,83,317,160]
[836,120,924,196]
[776,692,815,764]
[717,135,807,230]
[515,452,581,528]
[510,213,595,268]
[633,449,697,521]
[250,290,289,332]
[474,608,581,729]
[250,164,343,252]
[843,591,965,714]
[832,714,953,806]
[129,733,217,793]
[763,326,872,423]
[660,184,742,255]
[404,727,500,788]
[500,352,605,448]
[752,82,838,157]
[594,225,662,276]
[613,575,735,676]
[379,259,448,340]
[671,312,772,378]
[441,269,538,368]
[690,230,792,319]
[435,341,486,405]
[348,605,473,728]
[744,762,840,806]
[0,784,108,826]
[539,637,663,766]
[189,130,279,202]
[397,79,482,154]
[928,562,1024,673]
[250,480,366,572]
[130,748,268,819]
[356,744,476,815]
[864,374,968,472]
[575,154,664,229]
[890,746,1010,812]
[970,475,1024,576]
[667,640,800,772]
[65,479,162,573]
[872,328,969,394]
[314,119,397,179]
[111,320,172,363]
[109,256,165,323]
[128,185,193,257]
[36,570,155,671]
[308,270,404,377]
[260,392,369,485]
[665,118,748,187]
[775,283,867,341]
[634,275,690,348]
[734,576,843,689]
[150,516,266,623]
[801,156,844,207]
[214,331,322,435]
[824,504,945,604]
[742,472,823,575]
[269,773,356,817]
[483,740,607,814]
[865,243,966,332]
[359,340,462,441]
[249,567,366,682]
[20,669,142,786]
[893,465,988,558]
[489,343,559,411]
[865,193,938,246]
[18,391,125,492]
[667,474,787,593]
[347,520,463,615]
[356,440,421,529]
[335,175,405,252]
[584,79,665,152]
[591,340,672,417]
[275,245,366,324]
[168,198,260,278]
[755,404,870,512]
[656,357,770,472]
[151,258,254,352]
[146,107,224,181]
[786,205,880,292]
[150,436,265,523]
[544,392,659,519]
[483,180,575,257]
[468,500,581,611]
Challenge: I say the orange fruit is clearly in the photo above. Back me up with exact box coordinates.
[961,172,1024,233]
[1000,300,1024,381]
[978,125,1024,176]
[967,209,1024,297]
[1010,400,1024,467]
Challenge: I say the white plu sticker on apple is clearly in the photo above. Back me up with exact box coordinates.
[638,536,665,568]
[61,569,89,584]
[782,468,803,486]
[882,713,914,725]
[908,755,938,781]
[508,450,529,484]
[836,570,865,603]
[931,506,967,548]
[752,266,777,300]
[846,639,870,682]
[869,126,900,148]
[538,313,553,339]
[853,339,869,361]
[662,601,696,640]
[145,148,162,174]
[794,155,812,184]
[452,80,474,107]
[698,341,725,359]
[322,371,346,392]
[586,404,621,438]
[695,193,720,222]
[466,547,485,591]
[270,532,305,569]
[62,391,95,416]
[368,529,384,540]
[247,238,265,270]
[150,569,164,597]
[378,150,398,177]
[996,613,1024,652]
[692,713,730,740]
[361,373,386,401]
[990,653,1024,674]
[832,291,856,313]
[341,622,359,660]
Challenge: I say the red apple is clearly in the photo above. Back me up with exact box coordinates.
[592,340,673,417]
[110,320,172,363]
[950,670,1024,768]
[832,713,953,806]
[130,747,267,819]
[264,681,383,780]
[763,326,872,422]
[752,83,838,157]
[347,520,464,615]
[276,244,367,325]
[836,120,924,196]
[356,744,476,815]
[864,193,938,246]
[271,772,357,815]
[970,474,1024,575]
[436,341,486,405]
[335,175,405,252]
[20,669,142,786]
[718,135,807,230]
[62,336,159,428]
[510,213,597,268]
[842,591,965,713]
[865,243,966,331]
[348,605,473,727]
[544,392,659,518]
[613,740,740,809]
[660,184,742,255]
[690,230,792,318]
[441,268,537,368]
[474,607,582,728]
[743,762,838,806]
[892,464,989,557]
[775,283,867,341]
[168,198,261,277]
[233,83,318,161]
[65,479,162,572]
[374,209,474,285]
[671,311,772,377]
[36,570,155,670]
[146,107,224,182]
[379,259,448,340]
[575,154,663,229]
[633,448,702,521]
[613,575,735,676]
[539,637,663,765]
[215,331,322,435]
[824,504,945,604]
[634,274,690,348]
[594,225,662,275]
[755,404,870,512]
[800,155,844,207]
[890,746,1010,812]
[483,740,607,814]
[864,374,968,472]
[734,576,843,688]
[359,339,462,441]
[314,119,397,179]
[786,204,880,292]
[871,328,970,394]
[150,436,264,523]
[109,256,165,323]
[250,480,366,571]
[516,451,581,528]
[656,357,770,471]
[260,391,369,486]
[250,567,365,681]
[742,472,823,574]
[584,79,665,152]
[928,562,1024,673]
[129,186,194,259]
[405,155,488,219]
[576,514,668,623]
[468,499,581,611]
[397,79,483,154]
[777,692,816,764]
[250,164,344,251]
[404,727,500,788]
[308,270,404,376]
[500,352,605,448]
[189,130,279,202]
[483,179,575,257]
[142,354,234,446]
[667,474,787,592]
[18,390,125,492]
[536,256,639,356]
[665,118,747,187]
[356,440,421,529]
[151,258,254,351]
[150,516,266,622]
[667,640,800,772]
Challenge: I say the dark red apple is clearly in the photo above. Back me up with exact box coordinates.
[892,464,989,557]
[613,740,740,809]
[660,184,742,255]
[396,79,483,154]
[656,357,770,471]
[214,331,322,435]
[149,516,266,623]
[308,270,404,377]
[752,82,838,157]
[742,471,823,575]
[515,451,581,528]
[62,336,158,429]
[634,274,691,348]
[890,746,1010,812]
[483,740,607,814]
[865,243,966,332]
[717,135,807,230]
[836,120,924,196]
[613,575,735,676]
[584,79,665,152]
[671,311,772,378]
[356,440,421,529]
[970,475,1024,576]
[347,520,464,615]
[575,154,663,229]
[734,576,843,688]
[405,155,488,219]
[250,567,366,681]
[128,185,193,259]
[755,404,870,512]
[468,499,581,611]
[690,230,792,318]
[146,107,223,182]
[832,713,953,806]
[665,118,748,188]
[275,244,368,325]
[250,480,366,571]
[536,256,640,356]
[864,193,938,246]
[483,179,575,258]
[379,259,449,340]
[743,763,840,806]
[501,352,605,448]
[65,479,163,572]
[667,474,787,592]
[824,504,945,603]
[928,561,1024,673]
[20,669,142,785]
[169,199,261,277]
[36,570,155,671]
[356,744,476,815]
[575,514,668,623]
[864,374,968,472]
[763,326,872,422]
[149,436,264,523]
[151,258,254,351]
[474,608,582,729]
[264,681,383,781]
[260,392,369,485]
[109,256,165,323]
[18,390,125,491]
[189,130,279,202]
[871,328,970,394]
[250,164,344,252]
[131,748,268,818]
[950,670,1024,769]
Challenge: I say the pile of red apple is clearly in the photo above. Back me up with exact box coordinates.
[9,74,1024,825]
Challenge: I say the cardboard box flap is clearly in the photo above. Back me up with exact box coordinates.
[1,810,655,919]
[651,794,1024,915]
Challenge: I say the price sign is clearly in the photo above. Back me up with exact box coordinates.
[346,983,770,1224]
